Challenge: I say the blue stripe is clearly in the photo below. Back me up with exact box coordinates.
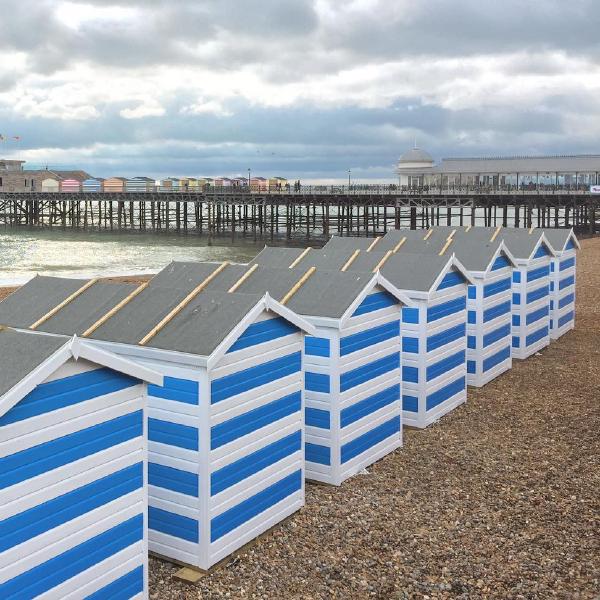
[559,275,575,290]
[483,346,511,372]
[149,506,199,543]
[148,376,198,406]
[0,411,143,491]
[85,566,143,600]
[426,350,465,381]
[437,270,466,290]
[0,515,143,599]
[527,285,549,304]
[427,296,466,322]
[527,265,550,282]
[566,239,576,250]
[483,277,511,298]
[341,416,400,464]
[305,372,331,393]
[467,335,476,349]
[558,311,574,327]
[426,376,465,411]
[305,443,331,465]
[513,271,522,284]
[526,305,549,326]
[491,255,511,270]
[402,336,419,353]
[211,391,301,449]
[483,299,511,323]
[211,351,301,403]
[512,314,521,327]
[352,291,399,316]
[426,323,466,352]
[402,395,418,412]
[148,418,198,451]
[533,244,551,258]
[0,368,138,427]
[211,431,301,496]
[340,320,400,356]
[402,307,419,324]
[468,310,476,324]
[305,336,331,357]
[340,384,400,428]
[305,407,330,429]
[148,462,198,497]
[402,365,418,383]
[483,323,512,347]
[513,293,521,305]
[558,292,575,309]
[467,360,476,374]
[526,325,549,346]
[550,262,555,273]
[211,470,302,542]
[550,281,555,292]
[340,352,400,392]
[0,463,142,553]
[227,317,299,353]
[468,285,477,300]
[512,336,520,348]
[559,257,575,271]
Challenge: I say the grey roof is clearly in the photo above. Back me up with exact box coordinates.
[443,237,507,272]
[538,228,578,253]
[495,228,547,260]
[323,237,379,252]
[436,155,600,174]
[399,148,434,164]
[0,276,88,329]
[344,252,457,293]
[0,328,67,400]
[38,282,138,336]
[147,291,265,356]
[250,247,307,268]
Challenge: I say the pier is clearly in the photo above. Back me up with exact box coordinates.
[0,188,598,240]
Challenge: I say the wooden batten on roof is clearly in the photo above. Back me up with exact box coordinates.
[438,238,454,256]
[30,278,99,330]
[490,226,502,242]
[228,264,258,293]
[528,226,535,234]
[392,237,407,253]
[424,229,433,241]
[139,262,230,346]
[366,237,381,252]
[82,281,149,338]
[281,267,316,306]
[372,250,393,272]
[341,249,361,272]
[289,247,311,268]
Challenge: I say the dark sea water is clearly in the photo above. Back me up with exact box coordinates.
[0,229,264,285]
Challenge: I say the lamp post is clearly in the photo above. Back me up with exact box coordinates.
[248,168,251,188]
[348,169,351,189]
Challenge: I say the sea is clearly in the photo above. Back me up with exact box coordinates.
[0,229,264,286]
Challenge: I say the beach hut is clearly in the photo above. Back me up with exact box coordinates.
[0,327,161,599]
[0,268,314,571]
[41,178,60,193]
[250,177,268,192]
[214,178,232,188]
[103,177,127,193]
[126,177,155,193]
[269,177,288,190]
[202,261,412,486]
[538,228,579,339]
[82,178,104,193]
[60,178,82,193]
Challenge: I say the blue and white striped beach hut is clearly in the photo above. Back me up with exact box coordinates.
[82,178,104,193]
[0,270,314,571]
[538,228,579,339]
[205,257,413,486]
[0,327,161,599]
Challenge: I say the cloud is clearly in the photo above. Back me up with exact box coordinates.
[0,0,598,180]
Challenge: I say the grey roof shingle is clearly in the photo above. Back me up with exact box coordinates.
[0,276,88,329]
[538,228,578,253]
[250,247,307,268]
[0,328,67,400]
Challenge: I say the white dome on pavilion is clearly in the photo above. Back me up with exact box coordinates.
[398,147,434,164]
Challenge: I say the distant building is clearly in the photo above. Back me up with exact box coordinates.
[396,149,600,190]
[0,160,91,192]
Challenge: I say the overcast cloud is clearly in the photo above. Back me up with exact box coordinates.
[0,0,599,180]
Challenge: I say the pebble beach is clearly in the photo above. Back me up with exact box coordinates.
[1,238,598,599]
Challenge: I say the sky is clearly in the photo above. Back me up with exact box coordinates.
[0,0,599,182]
